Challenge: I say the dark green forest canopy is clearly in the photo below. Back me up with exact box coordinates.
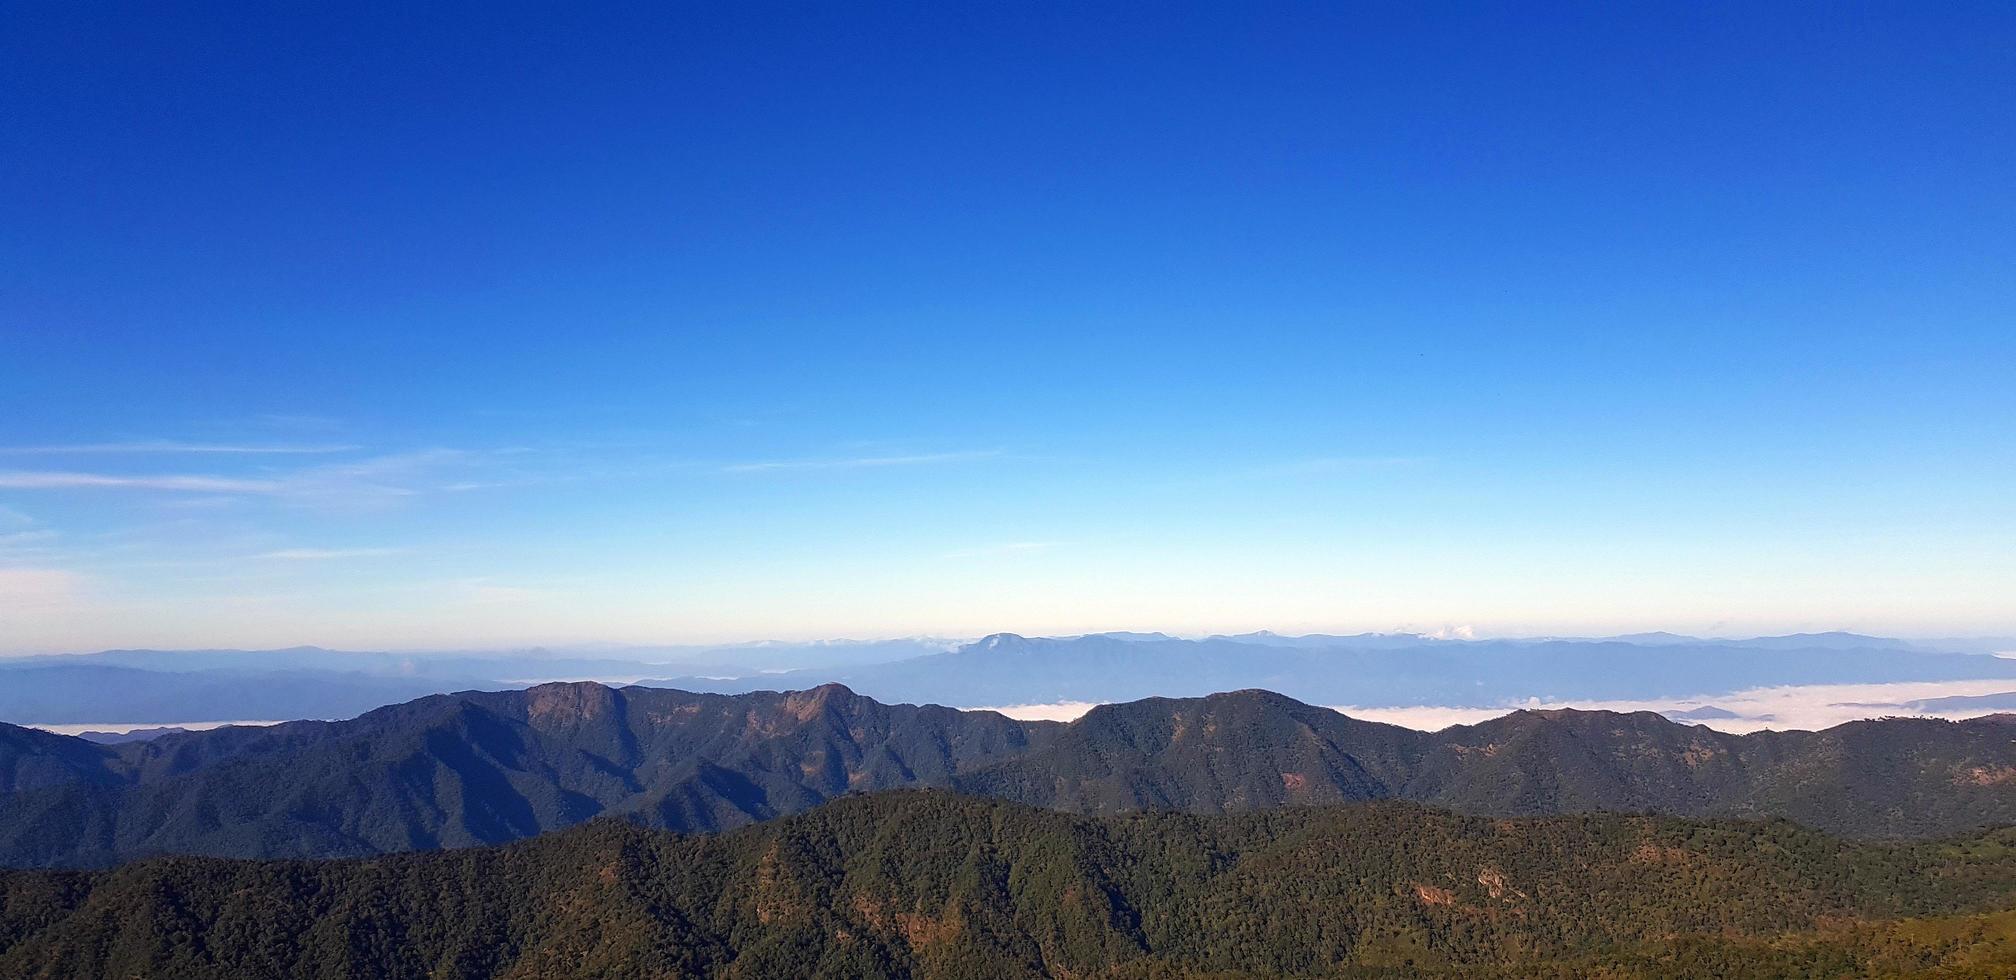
[5,791,2016,978]
[6,683,2016,868]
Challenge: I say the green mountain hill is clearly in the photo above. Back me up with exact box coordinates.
[5,791,2016,978]
[4,683,2016,867]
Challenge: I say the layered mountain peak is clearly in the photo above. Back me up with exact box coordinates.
[778,682,861,719]
[523,680,622,726]
[6,683,2016,868]
[1205,687,1304,704]
[1070,688,1328,729]
[1462,707,1727,745]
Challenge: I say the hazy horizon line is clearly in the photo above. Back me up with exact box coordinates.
[5,626,2015,659]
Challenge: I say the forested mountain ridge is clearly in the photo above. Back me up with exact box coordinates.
[0,683,1055,867]
[964,691,2016,837]
[5,791,2016,979]
[4,683,2016,867]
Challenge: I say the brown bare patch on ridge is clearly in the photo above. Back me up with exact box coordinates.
[896,910,959,948]
[1475,867,1507,899]
[783,685,843,722]
[1631,842,1688,865]
[525,682,614,727]
[1281,772,1308,792]
[852,892,890,930]
[1959,766,2016,786]
[852,892,958,948]
[1680,744,1723,768]
[753,842,806,925]
[644,704,703,726]
[1413,883,1456,906]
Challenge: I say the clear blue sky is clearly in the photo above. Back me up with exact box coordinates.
[2,3,2011,651]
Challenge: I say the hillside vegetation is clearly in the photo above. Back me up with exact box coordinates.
[4,683,2016,866]
[5,792,2016,978]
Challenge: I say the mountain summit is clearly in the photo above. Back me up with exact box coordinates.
[5,682,2016,867]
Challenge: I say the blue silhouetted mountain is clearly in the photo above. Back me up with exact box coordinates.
[1910,691,2016,714]
[9,632,2008,726]
[645,632,2016,707]
[6,683,2016,868]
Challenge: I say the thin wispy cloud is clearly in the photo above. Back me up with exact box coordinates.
[0,471,285,493]
[1156,455,1433,494]
[0,449,497,506]
[1261,455,1432,476]
[0,529,61,547]
[0,567,82,607]
[253,547,406,561]
[280,449,476,501]
[0,440,359,455]
[722,450,1003,474]
[154,496,246,511]
[249,413,345,432]
[0,529,63,562]
[441,578,564,605]
[943,541,1065,559]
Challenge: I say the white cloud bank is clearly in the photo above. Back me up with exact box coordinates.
[969,701,1104,722]
[968,678,2016,733]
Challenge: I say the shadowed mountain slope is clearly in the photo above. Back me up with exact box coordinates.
[6,792,2016,978]
[5,683,2016,867]
[0,683,1056,867]
[953,689,1428,812]
[957,692,2016,837]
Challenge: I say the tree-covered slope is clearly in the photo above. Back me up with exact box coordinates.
[1418,709,2016,836]
[0,683,1059,867]
[953,689,1428,813]
[6,684,2016,867]
[0,727,117,796]
[5,792,2016,979]
[957,693,2016,838]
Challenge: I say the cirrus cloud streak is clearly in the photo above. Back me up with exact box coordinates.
[0,471,284,493]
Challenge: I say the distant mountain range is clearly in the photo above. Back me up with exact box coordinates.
[0,638,959,724]
[69,727,188,745]
[650,631,2016,708]
[6,681,2016,867]
[2,630,2012,728]
[6,791,2016,979]
[0,664,487,726]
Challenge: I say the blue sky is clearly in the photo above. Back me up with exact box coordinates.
[2,3,2012,651]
